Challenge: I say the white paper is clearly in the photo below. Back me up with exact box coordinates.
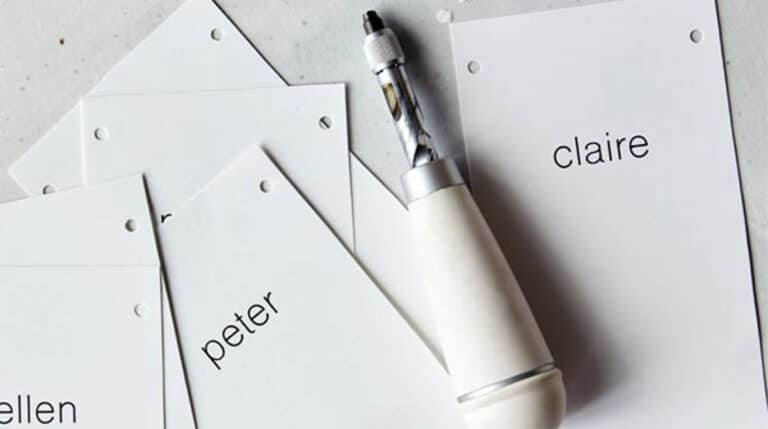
[0,176,157,266]
[159,145,463,429]
[6,0,286,425]
[7,0,345,424]
[0,176,191,429]
[350,155,443,364]
[0,266,162,429]
[80,85,352,248]
[451,0,766,426]
[8,0,283,196]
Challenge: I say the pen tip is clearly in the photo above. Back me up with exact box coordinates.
[363,10,384,34]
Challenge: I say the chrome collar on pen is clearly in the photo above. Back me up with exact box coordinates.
[363,11,437,168]
[456,363,557,404]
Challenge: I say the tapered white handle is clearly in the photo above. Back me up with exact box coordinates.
[407,174,566,429]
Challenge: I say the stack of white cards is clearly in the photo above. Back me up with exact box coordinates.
[2,0,765,427]
[0,177,164,428]
[1,0,463,428]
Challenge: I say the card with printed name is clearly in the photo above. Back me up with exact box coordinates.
[0,176,166,428]
[0,266,163,428]
[451,0,767,426]
[159,146,465,429]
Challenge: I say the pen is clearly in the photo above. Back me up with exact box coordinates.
[362,11,566,429]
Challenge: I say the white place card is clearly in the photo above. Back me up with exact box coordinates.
[0,176,157,266]
[0,176,171,428]
[159,146,464,429]
[451,0,766,426]
[0,266,163,428]
[80,84,352,248]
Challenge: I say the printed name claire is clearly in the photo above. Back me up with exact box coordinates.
[553,132,649,169]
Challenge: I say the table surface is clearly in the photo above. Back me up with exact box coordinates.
[1,0,766,380]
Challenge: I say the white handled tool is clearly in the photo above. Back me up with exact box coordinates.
[362,11,566,429]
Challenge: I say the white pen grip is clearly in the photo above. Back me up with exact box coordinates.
[408,184,565,428]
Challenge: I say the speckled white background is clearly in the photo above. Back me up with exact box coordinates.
[0,0,766,376]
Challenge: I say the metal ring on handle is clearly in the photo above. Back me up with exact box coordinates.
[456,363,557,404]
